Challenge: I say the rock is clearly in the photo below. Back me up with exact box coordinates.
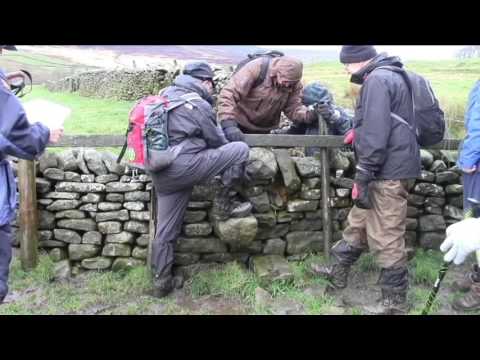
[57,150,78,172]
[425,197,446,207]
[330,150,350,171]
[445,184,463,196]
[105,182,144,192]
[174,253,201,266]
[254,212,277,228]
[55,210,86,220]
[81,174,95,183]
[247,192,270,213]
[136,234,150,247]
[407,206,421,218]
[303,177,321,189]
[45,192,80,200]
[292,157,322,178]
[39,240,67,248]
[200,253,234,263]
[263,238,286,255]
[241,186,264,198]
[300,189,322,200]
[124,221,149,234]
[247,148,278,180]
[106,193,124,202]
[36,178,52,194]
[95,210,129,223]
[39,152,59,173]
[123,202,145,211]
[213,216,258,245]
[124,191,151,202]
[84,149,108,175]
[418,170,435,183]
[38,210,56,230]
[80,193,103,203]
[95,174,120,184]
[57,219,97,232]
[447,195,463,208]
[105,231,135,244]
[111,258,144,272]
[54,260,71,281]
[79,203,98,212]
[440,150,458,166]
[405,231,417,247]
[56,182,106,193]
[418,215,446,232]
[68,244,100,261]
[408,194,425,207]
[230,241,263,254]
[406,218,418,231]
[250,255,294,286]
[331,208,350,222]
[132,247,148,260]
[64,172,81,182]
[277,211,303,223]
[130,211,150,222]
[420,149,434,168]
[286,231,323,255]
[331,177,354,189]
[43,168,65,181]
[184,210,207,224]
[98,221,122,234]
[273,149,301,193]
[83,231,102,245]
[98,202,123,211]
[444,205,463,220]
[335,188,351,198]
[256,224,290,240]
[435,171,459,185]
[183,223,212,237]
[419,232,446,250]
[176,237,227,253]
[38,199,53,206]
[269,191,286,209]
[290,219,322,231]
[287,200,318,212]
[430,160,447,173]
[39,230,53,241]
[255,287,273,307]
[413,183,445,197]
[101,152,126,175]
[187,201,211,210]
[81,257,113,270]
[49,248,67,262]
[330,198,352,208]
[425,206,443,215]
[46,200,81,212]
[54,229,82,244]
[102,244,132,257]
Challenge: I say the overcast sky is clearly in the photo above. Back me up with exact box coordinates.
[259,45,467,60]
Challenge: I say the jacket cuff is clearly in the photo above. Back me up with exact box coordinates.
[221,119,237,129]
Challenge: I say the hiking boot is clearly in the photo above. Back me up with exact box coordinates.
[364,287,409,315]
[452,282,480,312]
[152,275,174,299]
[452,264,480,293]
[0,282,7,305]
[211,186,252,221]
[311,263,351,289]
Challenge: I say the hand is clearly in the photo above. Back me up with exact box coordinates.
[221,119,245,142]
[49,128,64,144]
[314,102,335,120]
[352,166,373,209]
[462,166,477,174]
[440,218,480,265]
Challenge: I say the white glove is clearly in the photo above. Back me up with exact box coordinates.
[440,218,480,265]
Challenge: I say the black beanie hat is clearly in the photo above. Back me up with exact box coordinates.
[340,46,377,64]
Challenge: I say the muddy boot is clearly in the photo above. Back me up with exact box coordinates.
[453,282,480,311]
[0,282,6,305]
[310,240,363,289]
[452,264,480,293]
[152,274,174,299]
[211,185,252,221]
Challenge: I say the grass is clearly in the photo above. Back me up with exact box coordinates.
[409,249,444,286]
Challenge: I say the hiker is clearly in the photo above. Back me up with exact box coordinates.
[271,81,353,156]
[216,54,317,140]
[311,46,422,314]
[443,78,480,311]
[149,62,252,298]
[0,45,63,304]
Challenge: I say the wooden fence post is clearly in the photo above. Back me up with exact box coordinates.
[147,185,156,271]
[17,159,39,271]
[318,115,331,260]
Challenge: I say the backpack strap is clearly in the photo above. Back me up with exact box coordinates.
[253,57,271,88]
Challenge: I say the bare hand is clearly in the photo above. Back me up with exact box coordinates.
[49,128,64,144]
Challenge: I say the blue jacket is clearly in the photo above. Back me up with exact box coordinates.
[458,80,480,170]
[0,69,50,227]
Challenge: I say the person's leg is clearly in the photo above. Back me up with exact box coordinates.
[0,224,12,303]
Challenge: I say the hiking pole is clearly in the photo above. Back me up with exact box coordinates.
[421,198,480,315]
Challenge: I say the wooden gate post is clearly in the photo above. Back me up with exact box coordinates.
[147,185,156,271]
[318,115,331,260]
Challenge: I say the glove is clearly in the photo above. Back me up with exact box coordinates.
[315,102,335,120]
[352,166,374,209]
[343,129,355,145]
[440,218,480,265]
[221,119,245,142]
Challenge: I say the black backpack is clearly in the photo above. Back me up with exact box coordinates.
[376,66,446,147]
[233,50,284,88]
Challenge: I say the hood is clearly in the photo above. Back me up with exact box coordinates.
[172,74,215,105]
[270,56,303,82]
[350,53,404,85]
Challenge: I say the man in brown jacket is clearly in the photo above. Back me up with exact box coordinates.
[217,56,317,141]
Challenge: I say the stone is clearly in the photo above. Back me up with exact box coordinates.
[287,200,318,212]
[230,241,263,254]
[447,195,463,208]
[39,240,67,248]
[54,260,71,281]
[46,200,81,212]
[407,206,421,218]
[136,234,150,247]
[263,238,286,255]
[102,244,132,257]
[408,194,425,207]
[445,184,463,196]
[247,148,278,180]
[406,218,418,231]
[123,202,145,211]
[290,219,322,232]
[336,188,351,198]
[420,149,434,168]
[418,170,435,183]
[440,150,458,166]
[273,149,301,193]
[286,231,323,255]
[331,177,354,189]
[98,202,123,211]
[95,210,129,222]
[250,255,294,286]
[80,193,103,203]
[414,183,445,197]
[130,211,150,222]
[255,287,273,307]
[81,174,95,183]
[444,205,464,220]
[256,224,290,240]
[36,178,52,194]
[38,210,56,230]
[435,171,459,185]
[105,193,124,202]
[43,168,65,181]
[57,219,97,232]
[112,258,144,272]
[254,212,277,228]
[98,221,122,234]
[79,203,98,212]
[54,229,82,244]
[187,201,211,210]
[425,205,443,215]
[269,191,286,209]
[200,253,234,263]
[303,177,321,189]
[300,189,322,200]
[249,192,271,213]
[418,215,446,232]
[132,247,148,260]
[45,192,80,200]
[56,182,105,193]
[39,230,53,241]
[213,216,258,245]
[105,231,135,244]
[82,231,102,245]
[330,198,351,208]
[405,231,417,247]
[39,152,59,173]
[331,208,350,222]
[184,210,207,224]
[174,253,201,266]
[425,197,446,207]
[241,186,264,198]
[292,157,322,178]
[95,174,120,184]
[101,152,126,175]
[106,182,144,192]
[183,223,212,237]
[55,210,86,219]
[176,237,227,253]
[68,244,100,261]
[330,150,350,171]
[430,160,447,173]
[419,232,446,250]
[49,248,67,262]
[38,199,53,206]
[58,150,78,172]
[276,211,303,223]
[124,221,149,234]
[81,257,113,270]
[64,172,81,182]
[123,190,150,201]
[84,149,108,175]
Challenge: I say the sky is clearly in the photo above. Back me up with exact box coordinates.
[259,45,467,60]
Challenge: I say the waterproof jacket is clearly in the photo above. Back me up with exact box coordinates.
[352,54,421,180]
[458,80,480,170]
[217,57,315,133]
[161,74,227,155]
[0,69,50,226]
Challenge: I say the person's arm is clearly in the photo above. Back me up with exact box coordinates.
[197,106,228,149]
[283,82,316,124]
[458,81,480,172]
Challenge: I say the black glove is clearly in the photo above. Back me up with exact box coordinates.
[352,166,374,209]
[314,102,335,121]
[221,119,245,142]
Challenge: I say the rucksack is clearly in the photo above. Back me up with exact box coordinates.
[233,50,284,88]
[117,92,201,172]
[375,66,445,147]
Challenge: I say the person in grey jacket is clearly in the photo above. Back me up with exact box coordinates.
[150,62,252,298]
